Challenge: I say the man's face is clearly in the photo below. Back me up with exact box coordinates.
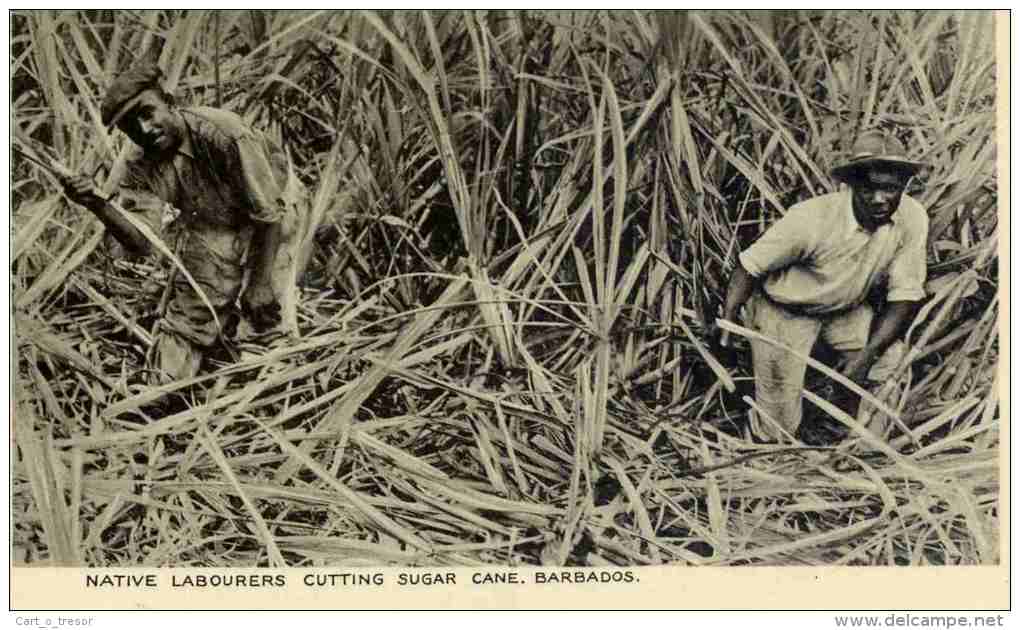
[851,168,909,230]
[119,89,182,155]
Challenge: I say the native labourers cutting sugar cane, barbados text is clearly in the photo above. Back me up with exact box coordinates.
[62,62,308,384]
[713,130,928,445]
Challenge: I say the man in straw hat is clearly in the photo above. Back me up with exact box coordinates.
[63,63,305,383]
[714,129,928,444]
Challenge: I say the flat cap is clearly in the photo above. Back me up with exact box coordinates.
[101,63,165,129]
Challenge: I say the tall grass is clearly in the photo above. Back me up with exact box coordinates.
[12,9,999,567]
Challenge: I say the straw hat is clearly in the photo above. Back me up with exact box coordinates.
[100,63,166,129]
[830,130,926,182]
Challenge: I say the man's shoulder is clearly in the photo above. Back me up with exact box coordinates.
[792,189,845,211]
[781,189,846,223]
[181,106,257,142]
[896,194,928,232]
[898,193,927,217]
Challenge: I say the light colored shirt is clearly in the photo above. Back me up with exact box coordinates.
[738,189,927,314]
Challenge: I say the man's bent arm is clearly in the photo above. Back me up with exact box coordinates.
[63,176,153,256]
[845,300,917,381]
[864,301,915,359]
[244,221,284,329]
[95,200,155,256]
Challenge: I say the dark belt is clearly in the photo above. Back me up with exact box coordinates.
[758,290,811,316]
[758,290,856,319]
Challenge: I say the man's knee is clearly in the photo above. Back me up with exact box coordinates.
[164,292,240,346]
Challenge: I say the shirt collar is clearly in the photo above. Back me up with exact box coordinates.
[891,198,904,225]
[843,188,860,233]
[175,110,196,160]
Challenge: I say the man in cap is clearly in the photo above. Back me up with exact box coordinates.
[715,130,928,443]
[63,63,305,383]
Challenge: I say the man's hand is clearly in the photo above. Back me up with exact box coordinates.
[62,174,105,210]
[245,222,285,333]
[242,284,282,333]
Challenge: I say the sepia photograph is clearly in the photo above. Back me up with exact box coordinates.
[9,8,1005,610]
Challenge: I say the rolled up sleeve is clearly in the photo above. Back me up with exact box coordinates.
[738,208,812,278]
[237,134,287,224]
[886,208,928,302]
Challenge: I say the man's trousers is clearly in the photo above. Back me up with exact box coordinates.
[745,292,902,440]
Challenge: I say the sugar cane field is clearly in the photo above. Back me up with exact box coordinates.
[10,10,1001,568]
